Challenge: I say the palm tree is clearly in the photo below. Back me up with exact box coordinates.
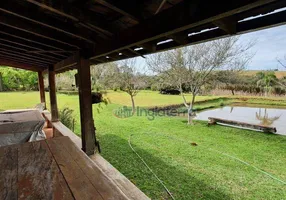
[256,72,278,96]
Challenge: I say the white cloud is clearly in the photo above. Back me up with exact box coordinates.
[239,24,286,70]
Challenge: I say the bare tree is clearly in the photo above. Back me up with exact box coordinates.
[118,58,146,113]
[277,55,286,68]
[277,55,286,87]
[147,37,254,124]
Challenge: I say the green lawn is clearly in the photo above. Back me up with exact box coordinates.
[0,91,286,199]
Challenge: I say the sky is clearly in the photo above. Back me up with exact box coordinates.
[239,24,286,71]
[138,24,286,72]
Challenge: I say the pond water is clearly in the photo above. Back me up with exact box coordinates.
[195,105,286,135]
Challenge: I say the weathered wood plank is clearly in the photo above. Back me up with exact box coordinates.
[49,65,59,122]
[38,71,46,109]
[208,117,277,133]
[0,145,18,200]
[77,56,96,155]
[17,140,74,200]
[90,154,151,200]
[0,57,44,71]
[54,52,79,73]
[51,136,129,200]
[46,137,104,200]
[42,111,150,200]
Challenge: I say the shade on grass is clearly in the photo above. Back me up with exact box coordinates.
[0,91,285,199]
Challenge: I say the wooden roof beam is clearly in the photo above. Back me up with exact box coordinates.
[0,41,61,62]
[25,0,113,37]
[93,0,141,23]
[169,33,189,45]
[155,10,286,54]
[0,60,41,71]
[54,52,80,73]
[0,50,54,65]
[89,9,286,64]
[0,2,98,44]
[0,56,47,71]
[213,17,237,35]
[90,0,277,59]
[141,43,157,53]
[0,14,88,49]
[0,28,74,58]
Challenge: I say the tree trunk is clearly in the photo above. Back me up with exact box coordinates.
[231,89,235,95]
[187,94,196,125]
[131,95,135,114]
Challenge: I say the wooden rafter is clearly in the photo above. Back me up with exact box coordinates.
[94,0,140,23]
[25,0,113,37]
[155,0,168,14]
[0,14,87,49]
[213,17,237,35]
[54,52,80,73]
[0,2,97,44]
[169,33,189,45]
[142,10,286,56]
[0,28,73,58]
[0,56,46,71]
[90,0,277,60]
[0,50,53,65]
[0,41,61,62]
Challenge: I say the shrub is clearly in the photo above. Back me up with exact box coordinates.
[59,107,75,131]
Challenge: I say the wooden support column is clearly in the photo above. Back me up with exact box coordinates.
[48,65,59,122]
[77,56,96,155]
[38,71,46,109]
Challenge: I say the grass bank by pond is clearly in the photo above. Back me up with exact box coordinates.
[0,91,286,199]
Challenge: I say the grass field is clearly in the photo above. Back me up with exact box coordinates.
[0,91,286,199]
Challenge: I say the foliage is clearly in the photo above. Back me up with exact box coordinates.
[59,107,75,131]
[1,92,286,199]
[117,58,146,112]
[56,70,77,91]
[90,62,121,91]
[0,67,38,91]
[147,36,254,124]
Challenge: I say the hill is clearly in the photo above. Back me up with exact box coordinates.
[243,70,286,79]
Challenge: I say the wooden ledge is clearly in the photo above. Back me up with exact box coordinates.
[42,110,150,200]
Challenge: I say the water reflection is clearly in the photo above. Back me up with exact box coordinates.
[255,108,281,126]
[195,106,286,135]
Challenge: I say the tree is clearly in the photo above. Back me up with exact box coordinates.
[90,62,120,91]
[256,72,278,96]
[277,55,286,68]
[118,58,146,113]
[147,37,254,124]
[0,67,38,91]
[214,70,243,95]
[277,55,286,88]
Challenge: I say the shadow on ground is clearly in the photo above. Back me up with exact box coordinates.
[99,134,232,200]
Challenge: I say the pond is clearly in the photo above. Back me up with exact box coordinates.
[195,105,286,135]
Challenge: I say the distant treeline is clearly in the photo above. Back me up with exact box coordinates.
[0,67,38,91]
[1,66,286,97]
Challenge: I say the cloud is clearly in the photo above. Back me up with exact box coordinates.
[239,24,286,70]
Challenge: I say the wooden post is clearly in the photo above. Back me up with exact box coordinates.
[38,71,46,109]
[77,56,96,155]
[48,65,59,122]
